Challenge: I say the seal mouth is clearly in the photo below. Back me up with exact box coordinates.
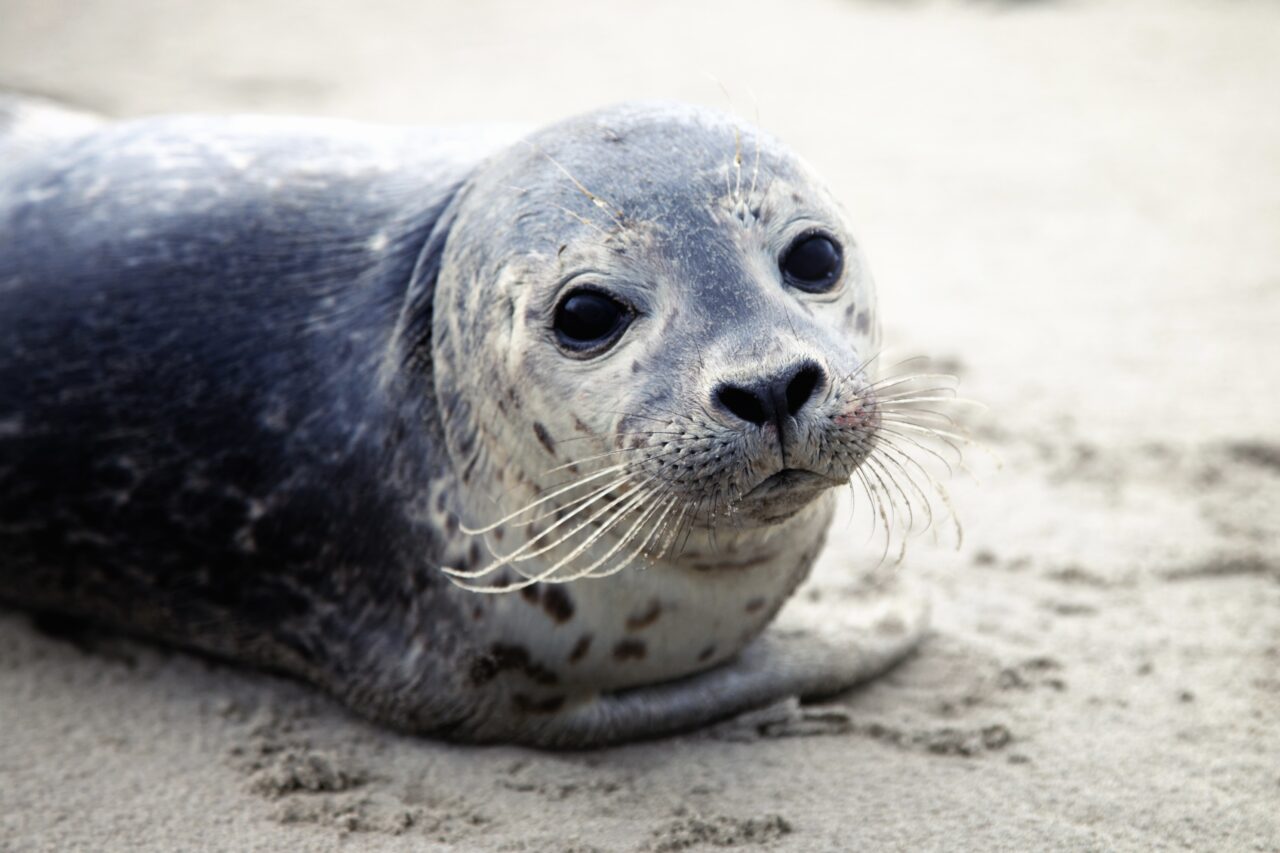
[725,467,841,526]
[743,467,839,500]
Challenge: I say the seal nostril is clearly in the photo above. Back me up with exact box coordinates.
[716,385,769,425]
[785,364,822,416]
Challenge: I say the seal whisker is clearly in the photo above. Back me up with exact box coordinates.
[850,467,881,546]
[459,462,631,534]
[583,492,681,580]
[641,492,687,562]
[875,395,983,411]
[871,436,964,549]
[861,453,907,560]
[504,483,662,582]
[861,448,918,537]
[867,387,960,404]
[495,475,656,568]
[875,427,966,476]
[856,463,896,568]
[859,372,959,395]
[444,477,653,581]
[598,406,691,426]
[559,486,675,582]
[732,126,744,206]
[551,201,613,238]
[869,442,939,536]
[460,483,663,591]
[480,471,642,546]
[875,440,958,547]
[875,420,972,448]
[875,414,969,443]
[746,85,763,207]
[875,408,962,428]
[522,141,626,229]
[539,429,707,476]
[873,429,957,482]
[638,493,692,566]
[449,476,640,577]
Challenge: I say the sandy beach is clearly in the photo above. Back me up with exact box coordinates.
[1,0,1277,849]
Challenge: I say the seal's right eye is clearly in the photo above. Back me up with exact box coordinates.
[780,233,843,293]
[553,289,631,354]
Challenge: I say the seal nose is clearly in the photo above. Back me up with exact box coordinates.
[715,361,825,426]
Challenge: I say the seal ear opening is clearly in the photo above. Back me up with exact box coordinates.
[392,180,470,374]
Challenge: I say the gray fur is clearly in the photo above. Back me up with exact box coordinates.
[0,101,924,747]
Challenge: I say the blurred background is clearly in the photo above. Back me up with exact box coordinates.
[3,0,1278,446]
[1,1,1277,850]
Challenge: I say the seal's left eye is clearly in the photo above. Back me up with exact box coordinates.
[554,290,631,354]
[781,234,843,292]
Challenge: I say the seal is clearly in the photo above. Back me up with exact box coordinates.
[0,98,931,746]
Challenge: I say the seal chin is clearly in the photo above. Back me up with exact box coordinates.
[733,468,844,525]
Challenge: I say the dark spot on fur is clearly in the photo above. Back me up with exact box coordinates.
[493,527,504,541]
[625,598,662,631]
[472,605,485,621]
[521,584,542,604]
[513,693,566,714]
[572,416,593,435]
[444,514,459,535]
[533,422,557,456]
[436,492,447,512]
[613,639,647,661]
[491,572,512,590]
[568,634,592,663]
[469,542,482,567]
[697,644,716,662]
[470,642,560,687]
[745,597,766,613]
[541,586,575,623]
[855,311,870,334]
[631,359,641,374]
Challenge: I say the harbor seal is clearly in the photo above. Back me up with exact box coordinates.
[0,98,930,746]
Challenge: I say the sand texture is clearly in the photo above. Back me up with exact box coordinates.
[1,0,1277,850]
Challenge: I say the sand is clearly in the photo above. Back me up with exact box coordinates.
[1,0,1277,850]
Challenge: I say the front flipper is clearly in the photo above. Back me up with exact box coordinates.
[500,581,929,748]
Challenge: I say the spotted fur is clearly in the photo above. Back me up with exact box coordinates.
[0,101,926,746]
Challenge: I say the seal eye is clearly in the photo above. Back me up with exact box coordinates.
[554,290,631,353]
[781,234,843,292]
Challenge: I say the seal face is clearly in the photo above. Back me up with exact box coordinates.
[0,100,927,746]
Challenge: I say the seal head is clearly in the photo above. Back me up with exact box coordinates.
[401,104,897,706]
[427,103,882,542]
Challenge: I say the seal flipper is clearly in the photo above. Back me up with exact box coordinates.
[497,582,929,748]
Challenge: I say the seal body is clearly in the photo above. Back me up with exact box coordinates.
[0,100,926,746]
